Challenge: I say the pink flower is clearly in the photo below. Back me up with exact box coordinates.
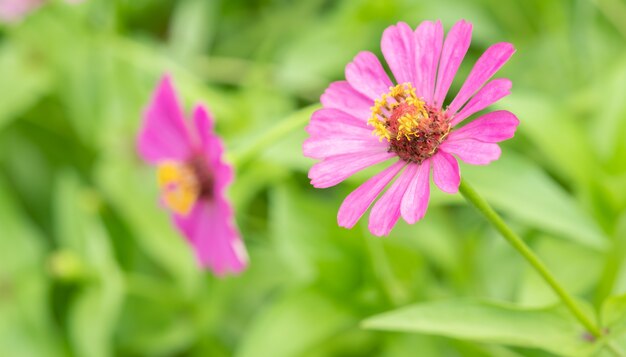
[138,75,248,275]
[304,20,519,236]
[0,0,43,22]
[0,0,83,23]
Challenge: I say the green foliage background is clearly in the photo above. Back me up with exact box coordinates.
[1,0,626,356]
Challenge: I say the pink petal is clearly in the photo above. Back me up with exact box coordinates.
[309,151,396,188]
[337,160,405,229]
[440,139,501,165]
[448,110,519,143]
[138,75,193,164]
[448,43,515,114]
[174,200,248,276]
[345,51,393,101]
[414,20,444,105]
[320,81,372,121]
[306,124,372,141]
[306,108,371,138]
[193,105,233,191]
[193,105,218,161]
[303,137,387,159]
[433,20,473,108]
[171,106,246,276]
[400,161,431,224]
[381,22,416,86]
[431,151,460,193]
[173,202,202,243]
[368,164,417,236]
[0,0,43,22]
[450,78,511,126]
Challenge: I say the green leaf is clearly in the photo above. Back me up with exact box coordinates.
[473,230,526,301]
[268,182,322,282]
[601,294,626,333]
[231,160,289,210]
[53,172,124,357]
[235,289,355,357]
[505,94,598,188]
[0,44,52,131]
[95,156,201,294]
[168,0,218,61]
[109,37,236,119]
[589,57,626,170]
[363,299,596,357]
[0,175,63,357]
[598,293,626,355]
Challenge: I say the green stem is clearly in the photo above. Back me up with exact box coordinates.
[230,104,319,168]
[458,179,602,337]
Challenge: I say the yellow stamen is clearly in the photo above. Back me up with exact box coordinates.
[397,113,420,140]
[157,161,199,215]
[367,83,429,142]
[369,93,391,141]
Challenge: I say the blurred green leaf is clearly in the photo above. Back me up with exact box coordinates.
[0,44,51,131]
[506,94,598,189]
[269,182,321,282]
[231,160,288,210]
[95,156,201,294]
[236,289,356,357]
[597,293,626,357]
[602,294,626,334]
[363,299,596,356]
[473,229,525,301]
[600,214,626,338]
[110,37,237,120]
[599,214,626,301]
[53,172,124,357]
[0,175,62,357]
[168,0,218,61]
[590,58,626,168]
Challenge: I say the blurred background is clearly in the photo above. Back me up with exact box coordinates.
[1,0,626,356]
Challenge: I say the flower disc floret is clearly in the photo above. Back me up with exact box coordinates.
[156,154,215,215]
[368,83,451,164]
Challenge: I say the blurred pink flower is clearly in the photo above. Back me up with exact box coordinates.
[0,0,83,23]
[0,0,42,22]
[138,75,248,275]
[304,20,519,236]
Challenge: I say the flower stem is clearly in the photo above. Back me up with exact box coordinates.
[458,178,602,337]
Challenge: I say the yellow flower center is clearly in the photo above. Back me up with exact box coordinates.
[368,83,430,142]
[157,161,200,215]
[368,83,451,164]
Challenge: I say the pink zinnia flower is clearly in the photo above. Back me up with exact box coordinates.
[304,20,519,236]
[137,75,248,275]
